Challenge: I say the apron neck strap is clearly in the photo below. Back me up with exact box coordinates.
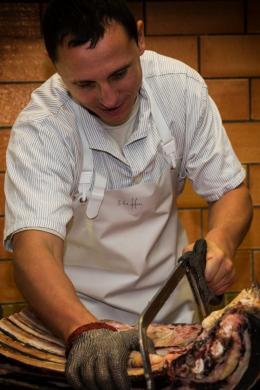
[73,101,94,202]
[142,80,177,168]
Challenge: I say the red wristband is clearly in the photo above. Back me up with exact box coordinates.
[65,322,117,357]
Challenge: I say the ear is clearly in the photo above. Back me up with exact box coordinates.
[136,20,145,55]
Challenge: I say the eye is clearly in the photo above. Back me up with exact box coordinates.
[111,67,128,80]
[77,81,96,89]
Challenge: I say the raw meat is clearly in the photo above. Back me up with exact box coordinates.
[0,284,259,389]
[168,284,260,389]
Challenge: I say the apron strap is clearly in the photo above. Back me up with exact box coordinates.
[78,171,92,202]
[143,80,177,168]
[86,172,107,219]
[74,101,107,214]
[73,100,94,202]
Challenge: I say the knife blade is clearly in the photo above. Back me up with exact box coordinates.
[138,257,190,390]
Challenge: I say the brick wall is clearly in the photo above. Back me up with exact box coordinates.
[0,0,260,316]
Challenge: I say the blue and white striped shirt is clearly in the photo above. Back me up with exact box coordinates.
[4,50,245,249]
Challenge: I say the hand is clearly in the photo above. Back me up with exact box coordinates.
[184,240,235,295]
[204,239,235,294]
[65,326,154,390]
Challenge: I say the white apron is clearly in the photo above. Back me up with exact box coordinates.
[64,82,196,325]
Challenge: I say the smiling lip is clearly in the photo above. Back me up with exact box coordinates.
[102,104,122,112]
[100,101,126,118]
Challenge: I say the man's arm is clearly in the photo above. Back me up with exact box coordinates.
[205,182,253,293]
[13,230,154,390]
[13,230,97,341]
[185,182,253,295]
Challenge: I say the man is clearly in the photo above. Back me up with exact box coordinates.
[4,0,252,388]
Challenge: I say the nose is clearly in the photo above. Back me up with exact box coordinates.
[98,82,118,108]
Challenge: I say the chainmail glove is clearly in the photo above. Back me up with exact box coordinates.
[65,322,154,390]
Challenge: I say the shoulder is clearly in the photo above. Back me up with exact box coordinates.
[12,74,82,154]
[141,50,207,94]
[15,73,92,141]
[140,51,208,125]
[17,73,70,122]
[8,77,83,192]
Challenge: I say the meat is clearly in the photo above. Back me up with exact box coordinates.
[169,309,258,389]
[168,284,260,389]
[0,284,259,389]
[127,323,202,382]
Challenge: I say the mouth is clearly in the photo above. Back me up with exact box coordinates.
[97,97,133,124]
[102,103,123,113]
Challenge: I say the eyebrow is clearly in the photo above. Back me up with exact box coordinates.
[72,63,131,85]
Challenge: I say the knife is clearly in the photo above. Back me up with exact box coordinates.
[138,239,223,390]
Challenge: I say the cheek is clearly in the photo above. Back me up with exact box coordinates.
[122,74,142,95]
[73,89,97,107]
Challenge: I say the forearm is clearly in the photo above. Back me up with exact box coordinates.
[206,182,253,257]
[13,230,97,341]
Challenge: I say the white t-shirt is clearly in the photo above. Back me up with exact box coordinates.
[98,96,140,152]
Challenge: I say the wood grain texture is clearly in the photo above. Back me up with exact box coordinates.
[0,38,55,82]
[0,0,260,310]
[207,79,249,121]
[201,35,260,77]
[0,3,41,38]
[0,83,41,126]
[0,129,10,171]
[145,36,198,70]
[251,79,260,120]
[146,1,244,35]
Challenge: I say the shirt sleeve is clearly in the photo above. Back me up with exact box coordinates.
[4,117,78,251]
[183,83,245,202]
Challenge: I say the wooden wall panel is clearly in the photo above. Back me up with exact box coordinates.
[201,35,260,77]
[207,79,249,121]
[0,3,41,38]
[0,130,10,171]
[249,165,260,205]
[247,0,260,33]
[0,261,24,302]
[251,79,260,119]
[0,0,259,311]
[225,123,260,164]
[145,36,198,70]
[177,180,207,209]
[0,39,54,82]
[0,174,4,216]
[228,250,252,291]
[146,1,244,35]
[0,218,12,260]
[179,209,202,243]
[0,84,41,126]
[253,251,260,282]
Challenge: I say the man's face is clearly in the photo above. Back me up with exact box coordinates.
[55,21,145,126]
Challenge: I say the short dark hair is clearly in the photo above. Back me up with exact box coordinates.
[42,0,138,63]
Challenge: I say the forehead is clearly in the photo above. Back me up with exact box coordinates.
[56,22,139,81]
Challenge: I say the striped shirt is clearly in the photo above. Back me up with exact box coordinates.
[4,50,245,249]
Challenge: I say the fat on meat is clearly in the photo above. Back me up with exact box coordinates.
[0,284,259,389]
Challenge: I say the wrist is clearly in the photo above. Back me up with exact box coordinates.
[205,231,235,258]
[65,322,117,357]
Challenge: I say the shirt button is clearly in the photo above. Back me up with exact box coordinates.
[133,173,142,184]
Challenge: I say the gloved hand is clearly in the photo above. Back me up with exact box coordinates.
[65,322,154,390]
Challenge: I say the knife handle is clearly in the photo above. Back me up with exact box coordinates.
[187,239,224,306]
